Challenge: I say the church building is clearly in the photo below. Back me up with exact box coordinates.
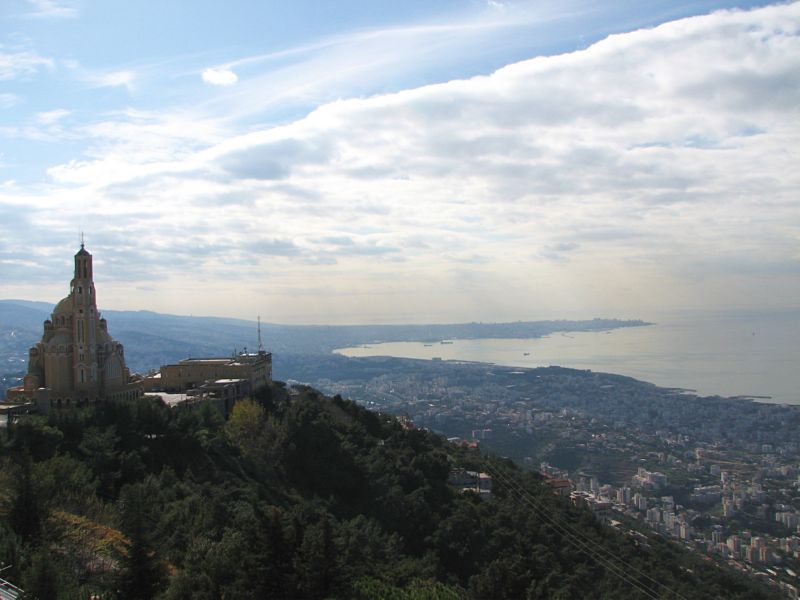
[6,244,143,413]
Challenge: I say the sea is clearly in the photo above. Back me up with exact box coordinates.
[336,309,800,405]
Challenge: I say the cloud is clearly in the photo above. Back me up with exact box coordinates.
[321,236,355,246]
[539,242,580,262]
[0,94,21,109]
[36,108,70,125]
[486,1,508,10]
[0,48,54,80]
[88,70,135,90]
[183,2,587,126]
[202,68,238,86]
[215,135,332,180]
[2,3,799,321]
[249,238,300,256]
[25,0,78,18]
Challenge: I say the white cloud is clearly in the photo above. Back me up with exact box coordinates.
[0,93,21,109]
[486,0,508,10]
[202,68,238,86]
[2,3,799,322]
[26,0,78,18]
[36,108,70,124]
[0,48,54,80]
[188,3,584,123]
[88,70,135,90]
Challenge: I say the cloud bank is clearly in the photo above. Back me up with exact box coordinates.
[1,3,798,323]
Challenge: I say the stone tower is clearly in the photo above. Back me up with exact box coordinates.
[6,244,142,412]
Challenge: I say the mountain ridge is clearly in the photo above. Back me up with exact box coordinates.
[0,298,648,375]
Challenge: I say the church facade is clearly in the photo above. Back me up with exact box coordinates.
[6,245,143,413]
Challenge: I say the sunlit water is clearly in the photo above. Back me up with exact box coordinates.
[336,310,800,405]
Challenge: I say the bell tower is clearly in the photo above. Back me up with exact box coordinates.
[71,240,99,394]
[71,241,96,299]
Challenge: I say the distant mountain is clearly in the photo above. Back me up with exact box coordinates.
[0,300,54,330]
[0,298,649,378]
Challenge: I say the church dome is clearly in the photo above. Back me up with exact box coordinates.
[53,295,72,316]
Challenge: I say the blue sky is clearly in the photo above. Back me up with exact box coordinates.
[1,0,798,323]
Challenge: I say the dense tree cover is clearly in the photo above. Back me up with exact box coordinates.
[0,383,782,599]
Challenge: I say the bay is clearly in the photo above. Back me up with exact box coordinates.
[335,309,800,405]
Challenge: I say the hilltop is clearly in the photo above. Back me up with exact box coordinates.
[0,382,780,599]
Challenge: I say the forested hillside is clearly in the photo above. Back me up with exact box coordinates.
[0,384,780,599]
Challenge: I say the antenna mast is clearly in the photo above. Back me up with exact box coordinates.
[257,315,264,353]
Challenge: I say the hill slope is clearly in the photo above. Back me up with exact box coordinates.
[0,384,780,599]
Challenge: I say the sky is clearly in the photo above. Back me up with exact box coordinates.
[0,0,798,324]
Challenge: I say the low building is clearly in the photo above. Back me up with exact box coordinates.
[570,492,612,522]
[145,352,271,394]
[632,467,668,490]
[543,475,572,497]
[449,469,493,500]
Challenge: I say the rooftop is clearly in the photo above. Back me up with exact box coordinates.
[178,358,235,365]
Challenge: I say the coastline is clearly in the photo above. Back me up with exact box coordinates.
[334,312,799,405]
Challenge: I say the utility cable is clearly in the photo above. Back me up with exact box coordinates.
[487,465,662,599]
[487,464,665,599]
[485,462,689,600]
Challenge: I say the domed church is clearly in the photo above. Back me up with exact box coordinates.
[7,244,143,413]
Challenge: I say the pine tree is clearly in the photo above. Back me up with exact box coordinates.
[9,457,41,540]
[116,482,166,600]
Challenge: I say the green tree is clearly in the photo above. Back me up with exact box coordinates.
[225,398,267,460]
[79,425,120,498]
[116,480,167,600]
[9,457,42,540]
[9,416,63,461]
[294,514,337,599]
[32,454,98,514]
[21,550,59,600]
[0,523,22,585]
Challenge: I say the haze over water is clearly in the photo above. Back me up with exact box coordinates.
[337,310,800,405]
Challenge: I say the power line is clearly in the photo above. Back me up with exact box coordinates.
[487,465,664,599]
[485,462,688,600]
